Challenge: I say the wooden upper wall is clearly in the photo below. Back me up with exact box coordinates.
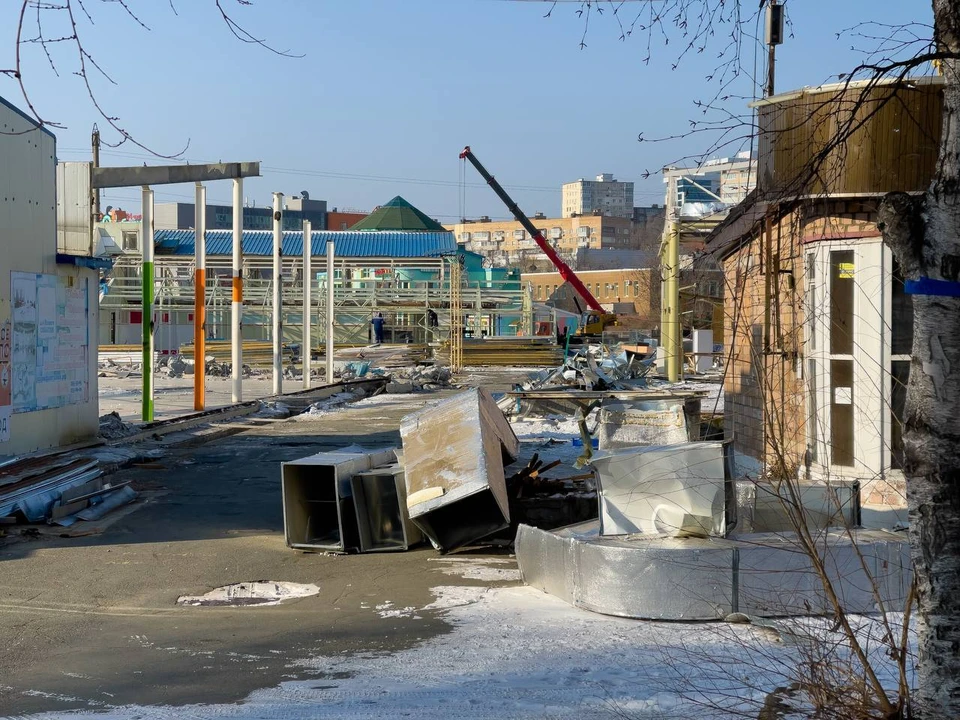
[754,76,943,197]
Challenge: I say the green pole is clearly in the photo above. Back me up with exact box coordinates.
[141,187,154,421]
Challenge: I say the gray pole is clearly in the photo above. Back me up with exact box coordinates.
[302,220,312,389]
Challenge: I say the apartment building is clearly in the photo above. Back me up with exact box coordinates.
[561,173,634,218]
[453,213,647,269]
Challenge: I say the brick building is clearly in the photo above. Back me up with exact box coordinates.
[326,209,368,231]
[521,268,660,325]
[454,214,653,270]
[706,76,942,519]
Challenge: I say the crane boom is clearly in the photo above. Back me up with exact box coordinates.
[459,146,606,313]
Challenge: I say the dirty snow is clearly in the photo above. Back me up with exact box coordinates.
[510,414,587,442]
[373,601,420,619]
[429,557,523,582]
[176,581,320,607]
[668,380,724,414]
[21,583,816,720]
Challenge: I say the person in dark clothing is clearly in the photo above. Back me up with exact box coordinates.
[427,308,439,328]
[371,312,385,344]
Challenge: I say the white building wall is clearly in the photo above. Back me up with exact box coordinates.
[0,97,99,455]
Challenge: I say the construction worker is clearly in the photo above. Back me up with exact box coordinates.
[371,312,385,344]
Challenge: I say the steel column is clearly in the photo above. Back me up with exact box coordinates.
[326,241,335,385]
[141,186,155,421]
[272,192,283,395]
[231,178,243,402]
[302,219,312,389]
[194,183,206,410]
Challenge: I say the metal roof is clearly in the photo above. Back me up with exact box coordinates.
[155,230,456,258]
[350,196,447,232]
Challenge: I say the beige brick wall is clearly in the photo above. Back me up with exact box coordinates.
[722,208,807,473]
[521,268,660,324]
[721,199,889,474]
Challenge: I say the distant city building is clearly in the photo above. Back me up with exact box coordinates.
[662,152,757,252]
[562,173,635,219]
[631,204,664,224]
[153,194,328,232]
[326,208,369,231]
[521,267,660,323]
[452,213,654,271]
[663,153,756,219]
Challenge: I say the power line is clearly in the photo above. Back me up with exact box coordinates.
[56,147,560,194]
[57,146,666,197]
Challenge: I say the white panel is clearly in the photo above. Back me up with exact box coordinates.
[56,161,93,256]
[853,241,885,478]
[0,100,99,454]
[591,442,727,537]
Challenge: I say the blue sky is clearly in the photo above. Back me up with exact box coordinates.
[2,0,932,221]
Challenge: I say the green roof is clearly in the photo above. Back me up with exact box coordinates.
[350,196,446,232]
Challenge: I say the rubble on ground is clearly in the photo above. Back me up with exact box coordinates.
[0,454,137,527]
[98,411,140,440]
[253,401,293,419]
[295,390,369,419]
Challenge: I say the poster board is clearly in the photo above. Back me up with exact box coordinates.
[0,320,10,442]
[10,272,89,417]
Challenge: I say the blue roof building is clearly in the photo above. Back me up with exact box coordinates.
[154,230,457,259]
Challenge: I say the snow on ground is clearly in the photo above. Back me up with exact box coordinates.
[28,584,803,720]
[428,557,524,582]
[666,380,724,415]
[508,413,598,470]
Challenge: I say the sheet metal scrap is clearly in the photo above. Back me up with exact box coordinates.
[401,387,519,552]
[0,457,103,522]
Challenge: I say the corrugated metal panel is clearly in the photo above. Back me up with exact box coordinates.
[758,80,942,196]
[56,161,93,256]
[155,230,456,258]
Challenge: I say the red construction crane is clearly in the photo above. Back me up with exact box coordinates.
[459,146,606,314]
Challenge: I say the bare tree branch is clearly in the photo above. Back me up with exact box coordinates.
[1,0,303,155]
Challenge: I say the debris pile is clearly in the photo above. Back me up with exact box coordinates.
[253,401,293,419]
[280,387,595,555]
[98,411,140,440]
[295,390,369,418]
[158,355,191,378]
[519,343,654,392]
[385,365,452,393]
[0,455,137,526]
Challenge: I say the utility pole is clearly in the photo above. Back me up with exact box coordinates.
[661,170,681,383]
[272,192,283,396]
[91,125,101,219]
[765,2,784,97]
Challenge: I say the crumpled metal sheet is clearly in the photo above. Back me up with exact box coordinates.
[281,447,398,552]
[517,522,733,620]
[0,465,102,522]
[400,388,518,551]
[590,442,727,537]
[516,521,912,620]
[596,399,699,450]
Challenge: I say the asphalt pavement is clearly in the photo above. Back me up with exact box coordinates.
[0,386,516,716]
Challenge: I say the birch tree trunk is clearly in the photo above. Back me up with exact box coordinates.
[878,2,960,715]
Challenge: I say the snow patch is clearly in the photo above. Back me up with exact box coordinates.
[177,581,320,607]
[431,558,522,582]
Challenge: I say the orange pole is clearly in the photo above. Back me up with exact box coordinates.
[194,267,206,410]
[194,183,207,410]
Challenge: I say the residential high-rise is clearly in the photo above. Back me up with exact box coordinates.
[562,174,634,219]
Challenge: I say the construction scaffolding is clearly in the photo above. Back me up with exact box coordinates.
[99,253,536,362]
[449,257,464,371]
